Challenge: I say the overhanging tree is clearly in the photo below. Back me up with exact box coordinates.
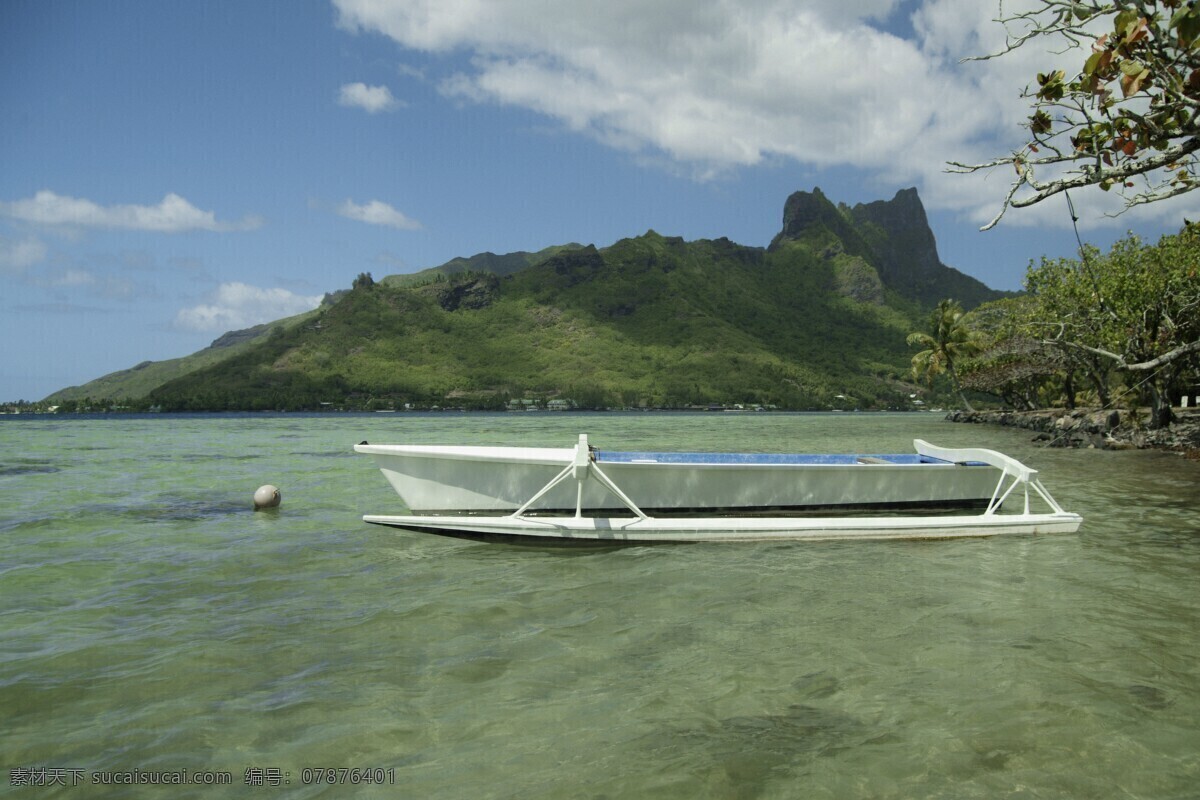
[1023,248,1117,406]
[959,297,1069,409]
[1026,226,1200,427]
[950,0,1200,229]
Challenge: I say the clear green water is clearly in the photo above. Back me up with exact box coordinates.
[1,412,1197,799]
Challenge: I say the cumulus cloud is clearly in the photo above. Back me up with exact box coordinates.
[332,0,1200,229]
[174,283,323,333]
[0,236,47,273]
[26,267,137,299]
[332,0,957,172]
[0,190,263,232]
[338,82,403,112]
[337,198,422,229]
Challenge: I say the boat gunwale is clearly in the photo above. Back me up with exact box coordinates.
[353,443,995,470]
[353,443,576,466]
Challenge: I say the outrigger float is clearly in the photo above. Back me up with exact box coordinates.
[356,435,1082,544]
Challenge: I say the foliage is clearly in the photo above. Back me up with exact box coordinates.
[145,232,929,412]
[1051,225,1200,426]
[951,0,1200,228]
[380,244,586,289]
[957,225,1200,427]
[1022,244,1122,405]
[958,297,1067,410]
[906,300,981,411]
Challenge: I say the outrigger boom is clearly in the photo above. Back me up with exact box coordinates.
[361,435,1083,544]
[510,435,649,520]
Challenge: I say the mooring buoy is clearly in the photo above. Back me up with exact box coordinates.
[254,484,281,510]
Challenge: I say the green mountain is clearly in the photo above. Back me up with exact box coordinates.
[49,188,1007,411]
[381,244,585,288]
[47,309,321,403]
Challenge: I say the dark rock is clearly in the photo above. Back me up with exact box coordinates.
[769,187,1007,309]
[545,246,605,286]
[850,188,1006,308]
[209,323,271,349]
[437,275,499,312]
[947,407,1200,454]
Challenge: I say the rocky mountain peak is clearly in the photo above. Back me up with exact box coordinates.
[770,186,1005,309]
[850,187,939,273]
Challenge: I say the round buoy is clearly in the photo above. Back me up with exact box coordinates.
[254,485,281,510]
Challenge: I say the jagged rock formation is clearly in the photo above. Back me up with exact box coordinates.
[772,187,1006,309]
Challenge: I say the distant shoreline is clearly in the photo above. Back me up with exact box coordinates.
[0,408,932,420]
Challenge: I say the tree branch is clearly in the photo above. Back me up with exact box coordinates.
[1041,336,1200,371]
[951,0,1200,227]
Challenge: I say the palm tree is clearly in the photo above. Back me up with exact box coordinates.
[907,299,979,411]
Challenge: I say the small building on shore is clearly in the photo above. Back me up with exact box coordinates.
[1181,383,1200,409]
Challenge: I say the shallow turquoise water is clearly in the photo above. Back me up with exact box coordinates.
[1,412,1198,798]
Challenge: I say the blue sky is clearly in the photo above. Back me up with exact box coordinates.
[3,0,1199,401]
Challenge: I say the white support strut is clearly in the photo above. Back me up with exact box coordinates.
[913,439,1068,518]
[509,434,649,521]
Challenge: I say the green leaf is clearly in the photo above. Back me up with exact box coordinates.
[1114,8,1140,36]
[1173,6,1200,46]
[1120,59,1147,77]
[1119,63,1151,97]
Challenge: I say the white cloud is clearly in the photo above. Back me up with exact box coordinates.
[337,198,423,229]
[28,267,137,299]
[338,82,403,112]
[0,190,263,232]
[332,0,949,172]
[332,0,1200,230]
[174,283,323,333]
[0,236,47,273]
[53,269,97,288]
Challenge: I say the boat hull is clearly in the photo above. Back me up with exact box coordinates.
[353,443,1002,514]
[362,511,1084,544]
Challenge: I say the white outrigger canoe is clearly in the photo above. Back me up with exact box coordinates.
[356,435,1081,544]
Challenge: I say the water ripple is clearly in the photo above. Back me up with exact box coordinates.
[1,413,1197,798]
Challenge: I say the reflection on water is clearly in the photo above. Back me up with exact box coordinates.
[0,412,1197,798]
[0,458,60,476]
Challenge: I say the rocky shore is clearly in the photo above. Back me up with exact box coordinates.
[945,407,1200,457]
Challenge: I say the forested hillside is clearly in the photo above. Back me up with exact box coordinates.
[49,188,1008,411]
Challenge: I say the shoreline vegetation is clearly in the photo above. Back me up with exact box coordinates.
[5,193,1194,451]
[910,223,1199,461]
[945,407,1200,458]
